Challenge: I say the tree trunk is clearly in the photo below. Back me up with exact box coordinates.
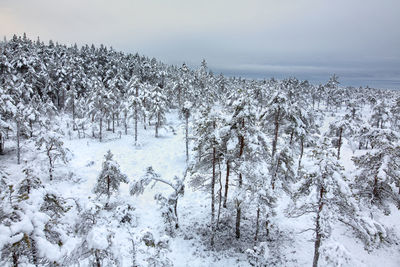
[155,113,160,138]
[185,110,189,162]
[174,199,179,229]
[223,160,230,208]
[48,148,53,181]
[107,175,110,198]
[92,114,95,138]
[254,206,260,241]
[178,86,181,108]
[211,121,216,246]
[112,113,115,133]
[61,87,65,109]
[0,133,4,155]
[217,160,222,228]
[299,136,304,169]
[134,87,139,144]
[272,106,281,157]
[94,249,101,267]
[72,98,76,131]
[31,237,38,266]
[236,119,245,239]
[289,130,294,145]
[373,175,379,200]
[337,127,343,160]
[313,187,324,267]
[17,120,21,165]
[271,157,281,190]
[235,196,241,239]
[29,120,33,138]
[99,118,103,142]
[12,249,18,267]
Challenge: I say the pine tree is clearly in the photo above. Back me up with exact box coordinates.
[370,100,390,129]
[88,78,112,142]
[126,75,142,144]
[390,97,400,131]
[291,137,386,267]
[93,150,128,204]
[35,121,70,181]
[0,176,71,266]
[190,104,222,245]
[260,86,290,158]
[0,86,15,154]
[352,129,400,212]
[148,84,168,138]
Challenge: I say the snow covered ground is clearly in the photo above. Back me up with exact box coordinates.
[1,110,399,266]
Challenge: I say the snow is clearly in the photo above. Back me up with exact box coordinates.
[87,226,109,250]
[1,105,400,266]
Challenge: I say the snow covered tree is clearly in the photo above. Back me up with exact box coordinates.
[259,87,290,157]
[65,85,79,130]
[324,74,341,111]
[352,129,400,213]
[148,84,168,138]
[19,161,43,195]
[93,150,128,204]
[0,87,14,154]
[0,177,71,266]
[290,137,387,267]
[88,78,112,142]
[176,63,192,109]
[390,97,400,131]
[13,102,31,165]
[190,104,223,245]
[130,167,186,233]
[35,122,70,180]
[182,101,192,162]
[370,100,390,129]
[222,87,271,240]
[126,75,142,144]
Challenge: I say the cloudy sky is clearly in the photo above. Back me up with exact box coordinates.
[1,0,399,89]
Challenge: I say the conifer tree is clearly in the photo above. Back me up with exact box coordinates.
[126,75,142,144]
[148,84,168,138]
[35,121,70,181]
[291,137,386,267]
[93,150,128,204]
[352,129,400,212]
[190,104,222,245]
[0,86,15,154]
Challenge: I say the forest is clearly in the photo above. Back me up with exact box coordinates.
[0,34,400,266]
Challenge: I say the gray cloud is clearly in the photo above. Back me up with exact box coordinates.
[1,0,399,88]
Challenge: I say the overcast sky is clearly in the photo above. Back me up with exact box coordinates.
[1,0,399,89]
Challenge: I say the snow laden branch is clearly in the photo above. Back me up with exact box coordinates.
[130,167,186,232]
